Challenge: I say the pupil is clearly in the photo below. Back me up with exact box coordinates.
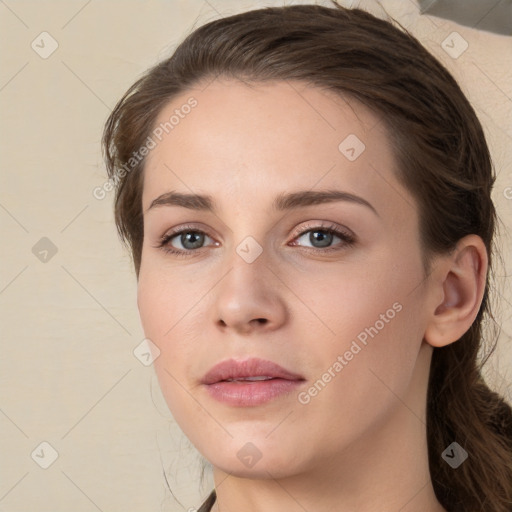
[183,232,204,249]
[311,230,332,248]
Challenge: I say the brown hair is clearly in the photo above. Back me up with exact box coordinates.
[102,3,512,511]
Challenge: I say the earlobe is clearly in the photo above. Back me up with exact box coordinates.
[424,235,488,348]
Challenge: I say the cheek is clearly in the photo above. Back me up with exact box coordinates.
[292,297,425,458]
[137,261,199,345]
[137,266,209,389]
[293,249,426,406]
[291,250,420,350]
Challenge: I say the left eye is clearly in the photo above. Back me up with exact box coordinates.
[289,224,356,252]
[293,228,345,249]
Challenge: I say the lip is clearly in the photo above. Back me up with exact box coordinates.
[201,357,305,407]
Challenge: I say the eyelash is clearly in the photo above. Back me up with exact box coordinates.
[153,222,356,258]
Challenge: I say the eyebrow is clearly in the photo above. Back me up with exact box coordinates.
[145,189,379,216]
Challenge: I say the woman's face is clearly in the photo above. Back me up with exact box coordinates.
[137,78,435,478]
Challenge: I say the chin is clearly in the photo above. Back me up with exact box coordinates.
[198,435,308,479]
[208,453,296,479]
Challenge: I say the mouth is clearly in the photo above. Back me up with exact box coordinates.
[223,376,276,382]
[201,357,306,407]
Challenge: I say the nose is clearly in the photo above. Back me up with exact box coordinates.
[213,250,287,336]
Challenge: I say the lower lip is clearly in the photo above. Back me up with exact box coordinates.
[204,379,303,406]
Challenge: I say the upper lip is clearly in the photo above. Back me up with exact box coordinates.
[201,357,305,385]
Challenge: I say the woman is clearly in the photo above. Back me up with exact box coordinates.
[102,3,512,511]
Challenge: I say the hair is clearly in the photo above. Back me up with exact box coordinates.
[102,2,512,511]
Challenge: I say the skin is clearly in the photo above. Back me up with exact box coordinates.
[137,78,487,511]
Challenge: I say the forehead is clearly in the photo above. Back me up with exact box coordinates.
[141,78,415,221]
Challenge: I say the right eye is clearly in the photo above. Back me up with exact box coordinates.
[155,226,217,257]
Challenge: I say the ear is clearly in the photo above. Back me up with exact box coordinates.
[424,234,488,348]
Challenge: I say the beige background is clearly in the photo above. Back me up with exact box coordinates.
[0,1,511,511]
